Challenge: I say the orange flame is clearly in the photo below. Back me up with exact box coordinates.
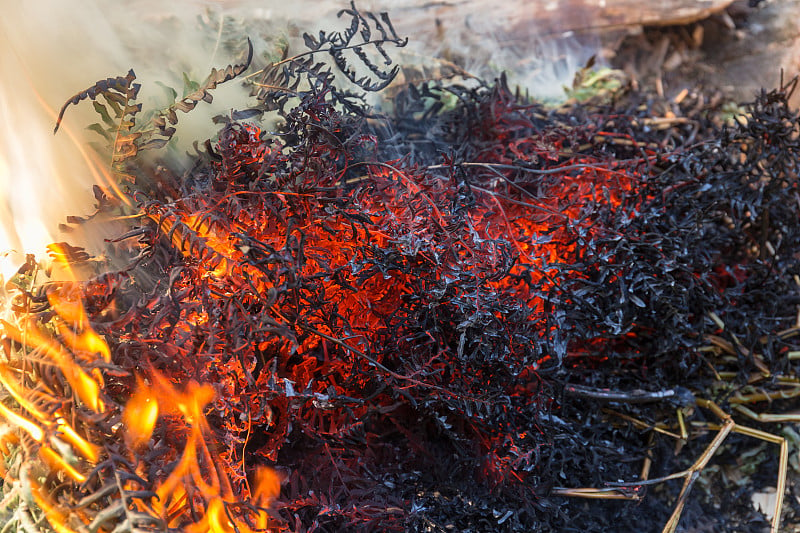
[0,317,105,413]
[1,271,280,532]
[30,478,80,533]
[122,378,159,450]
[122,370,279,532]
[0,280,107,498]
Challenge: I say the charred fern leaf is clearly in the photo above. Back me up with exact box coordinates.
[303,1,407,91]
[53,69,143,186]
[54,69,140,134]
[253,2,406,116]
[54,68,143,193]
[78,456,163,533]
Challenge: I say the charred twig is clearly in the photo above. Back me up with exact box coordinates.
[564,384,695,406]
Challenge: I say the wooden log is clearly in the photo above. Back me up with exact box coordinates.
[381,0,735,39]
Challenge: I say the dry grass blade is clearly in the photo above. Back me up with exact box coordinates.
[558,397,788,532]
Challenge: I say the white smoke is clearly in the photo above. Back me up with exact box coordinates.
[0,0,600,279]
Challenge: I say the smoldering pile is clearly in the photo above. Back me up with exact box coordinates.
[3,4,800,532]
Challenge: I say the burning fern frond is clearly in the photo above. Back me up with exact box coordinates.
[77,456,164,533]
[144,203,232,275]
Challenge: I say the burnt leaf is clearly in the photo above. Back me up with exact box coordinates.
[54,69,139,133]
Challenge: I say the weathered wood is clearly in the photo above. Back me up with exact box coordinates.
[383,0,735,38]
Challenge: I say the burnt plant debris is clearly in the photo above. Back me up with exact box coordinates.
[4,4,800,532]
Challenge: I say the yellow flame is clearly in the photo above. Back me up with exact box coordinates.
[1,304,106,414]
[124,369,279,531]
[40,445,86,483]
[122,380,159,449]
[58,326,112,364]
[148,378,224,514]
[54,414,100,463]
[0,363,52,422]
[0,401,43,442]
[206,498,236,533]
[0,278,109,490]
[252,465,281,530]
[30,479,81,533]
[46,277,85,315]
[252,465,281,506]
[0,363,98,463]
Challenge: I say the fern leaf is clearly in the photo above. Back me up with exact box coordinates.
[87,123,113,141]
[150,38,253,142]
[92,101,115,127]
[54,70,138,133]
